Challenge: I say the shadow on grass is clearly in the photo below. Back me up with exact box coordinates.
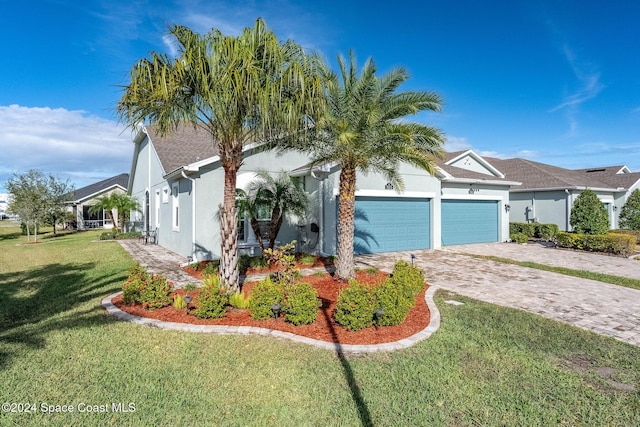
[0,231,22,241]
[0,262,125,369]
[320,298,373,427]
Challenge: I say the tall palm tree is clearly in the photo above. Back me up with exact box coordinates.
[88,194,117,230]
[111,193,141,233]
[117,19,323,292]
[236,170,308,251]
[294,52,445,280]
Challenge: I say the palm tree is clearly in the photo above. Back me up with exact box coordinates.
[294,52,445,280]
[236,170,308,252]
[88,194,117,230]
[117,19,323,292]
[111,193,141,233]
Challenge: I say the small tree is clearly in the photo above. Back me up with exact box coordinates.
[43,175,74,236]
[619,189,640,230]
[88,194,117,231]
[236,171,307,252]
[112,193,141,233]
[570,189,609,234]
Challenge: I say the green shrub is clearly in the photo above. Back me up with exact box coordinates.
[334,280,377,331]
[537,223,559,240]
[201,260,219,276]
[298,253,316,266]
[20,222,36,235]
[229,292,251,309]
[610,229,640,244]
[117,231,142,239]
[100,231,116,240]
[192,275,228,319]
[375,278,414,326]
[173,294,187,310]
[619,189,640,230]
[122,263,149,304]
[283,282,320,325]
[238,254,251,273]
[509,222,536,238]
[570,189,609,235]
[249,256,268,270]
[139,274,173,310]
[249,276,284,320]
[510,232,528,244]
[556,231,636,256]
[390,260,425,298]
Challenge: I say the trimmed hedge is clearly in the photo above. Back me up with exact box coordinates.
[249,276,284,320]
[510,222,559,240]
[510,222,536,238]
[282,282,320,325]
[334,280,377,331]
[610,229,640,244]
[556,232,636,256]
[510,232,528,244]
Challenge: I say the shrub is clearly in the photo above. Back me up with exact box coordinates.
[509,222,536,238]
[282,282,320,325]
[238,254,251,273]
[510,232,528,244]
[173,294,187,310]
[375,278,414,326]
[201,260,219,276]
[229,292,251,309]
[556,231,636,256]
[193,275,229,319]
[139,274,173,310]
[619,189,640,230]
[537,223,559,240]
[298,253,316,266]
[99,231,117,240]
[570,189,609,235]
[390,260,425,298]
[334,280,377,331]
[117,231,142,239]
[610,229,640,244]
[122,263,149,304]
[20,222,36,236]
[249,276,284,320]
[263,241,298,285]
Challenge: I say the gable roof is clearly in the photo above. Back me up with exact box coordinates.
[71,173,129,203]
[144,124,219,175]
[573,165,640,190]
[484,157,623,191]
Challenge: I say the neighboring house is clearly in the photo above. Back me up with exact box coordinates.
[0,193,8,218]
[486,158,640,231]
[67,173,129,229]
[128,126,519,261]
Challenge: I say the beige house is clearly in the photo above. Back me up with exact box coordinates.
[67,174,129,230]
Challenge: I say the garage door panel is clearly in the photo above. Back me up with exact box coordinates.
[442,200,498,245]
[354,197,430,254]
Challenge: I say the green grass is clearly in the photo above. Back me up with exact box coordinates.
[1,223,639,426]
[464,253,640,291]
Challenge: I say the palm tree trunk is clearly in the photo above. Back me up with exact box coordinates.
[335,165,357,280]
[267,207,283,250]
[219,142,243,292]
[249,217,264,252]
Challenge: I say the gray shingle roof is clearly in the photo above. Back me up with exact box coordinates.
[72,173,129,202]
[145,124,219,174]
[573,166,640,190]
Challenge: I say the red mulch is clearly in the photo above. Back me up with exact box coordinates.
[182,257,334,281]
[112,270,431,345]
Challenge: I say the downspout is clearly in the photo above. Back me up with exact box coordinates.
[565,189,571,231]
[311,170,329,257]
[182,171,197,262]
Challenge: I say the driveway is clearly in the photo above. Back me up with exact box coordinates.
[356,245,640,347]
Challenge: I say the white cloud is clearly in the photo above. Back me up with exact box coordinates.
[443,136,472,152]
[0,105,133,192]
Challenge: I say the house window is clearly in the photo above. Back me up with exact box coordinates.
[155,190,160,227]
[172,183,179,231]
[162,187,169,203]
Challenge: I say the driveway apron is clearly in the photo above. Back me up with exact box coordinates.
[356,248,640,347]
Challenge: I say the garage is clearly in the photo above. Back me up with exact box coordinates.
[441,199,499,246]
[353,196,430,254]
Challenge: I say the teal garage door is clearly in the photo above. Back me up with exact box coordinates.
[353,197,430,254]
[442,200,498,245]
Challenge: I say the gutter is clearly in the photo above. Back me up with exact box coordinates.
[181,170,197,262]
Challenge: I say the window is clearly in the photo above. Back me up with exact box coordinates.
[162,187,169,203]
[172,182,179,231]
[155,190,160,227]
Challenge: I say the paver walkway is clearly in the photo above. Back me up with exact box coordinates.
[356,248,640,347]
[118,240,195,287]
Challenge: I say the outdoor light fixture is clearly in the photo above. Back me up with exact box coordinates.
[613,206,618,211]
[385,182,394,190]
[505,204,511,213]
[373,309,385,330]
[183,295,193,305]
[411,254,416,267]
[271,303,282,322]
[468,184,474,194]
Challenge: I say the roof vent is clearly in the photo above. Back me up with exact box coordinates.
[586,168,605,173]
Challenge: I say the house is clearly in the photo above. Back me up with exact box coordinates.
[485,158,640,231]
[67,173,129,229]
[127,125,519,261]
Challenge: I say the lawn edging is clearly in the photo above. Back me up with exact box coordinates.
[101,285,441,353]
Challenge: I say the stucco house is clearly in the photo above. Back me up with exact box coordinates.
[67,173,129,229]
[485,158,640,231]
[127,125,519,261]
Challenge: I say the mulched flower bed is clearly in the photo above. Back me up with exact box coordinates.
[112,270,431,345]
[182,256,335,280]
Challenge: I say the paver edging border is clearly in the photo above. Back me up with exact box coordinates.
[101,285,441,353]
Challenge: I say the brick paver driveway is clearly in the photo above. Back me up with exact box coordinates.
[356,244,640,347]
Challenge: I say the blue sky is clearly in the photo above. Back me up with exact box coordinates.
[1,0,639,193]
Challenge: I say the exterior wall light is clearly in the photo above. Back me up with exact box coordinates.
[505,204,511,213]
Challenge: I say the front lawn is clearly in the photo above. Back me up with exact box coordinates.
[1,224,639,426]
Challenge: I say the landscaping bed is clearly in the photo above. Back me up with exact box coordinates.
[112,269,430,345]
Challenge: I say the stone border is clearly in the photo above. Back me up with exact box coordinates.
[101,286,441,353]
